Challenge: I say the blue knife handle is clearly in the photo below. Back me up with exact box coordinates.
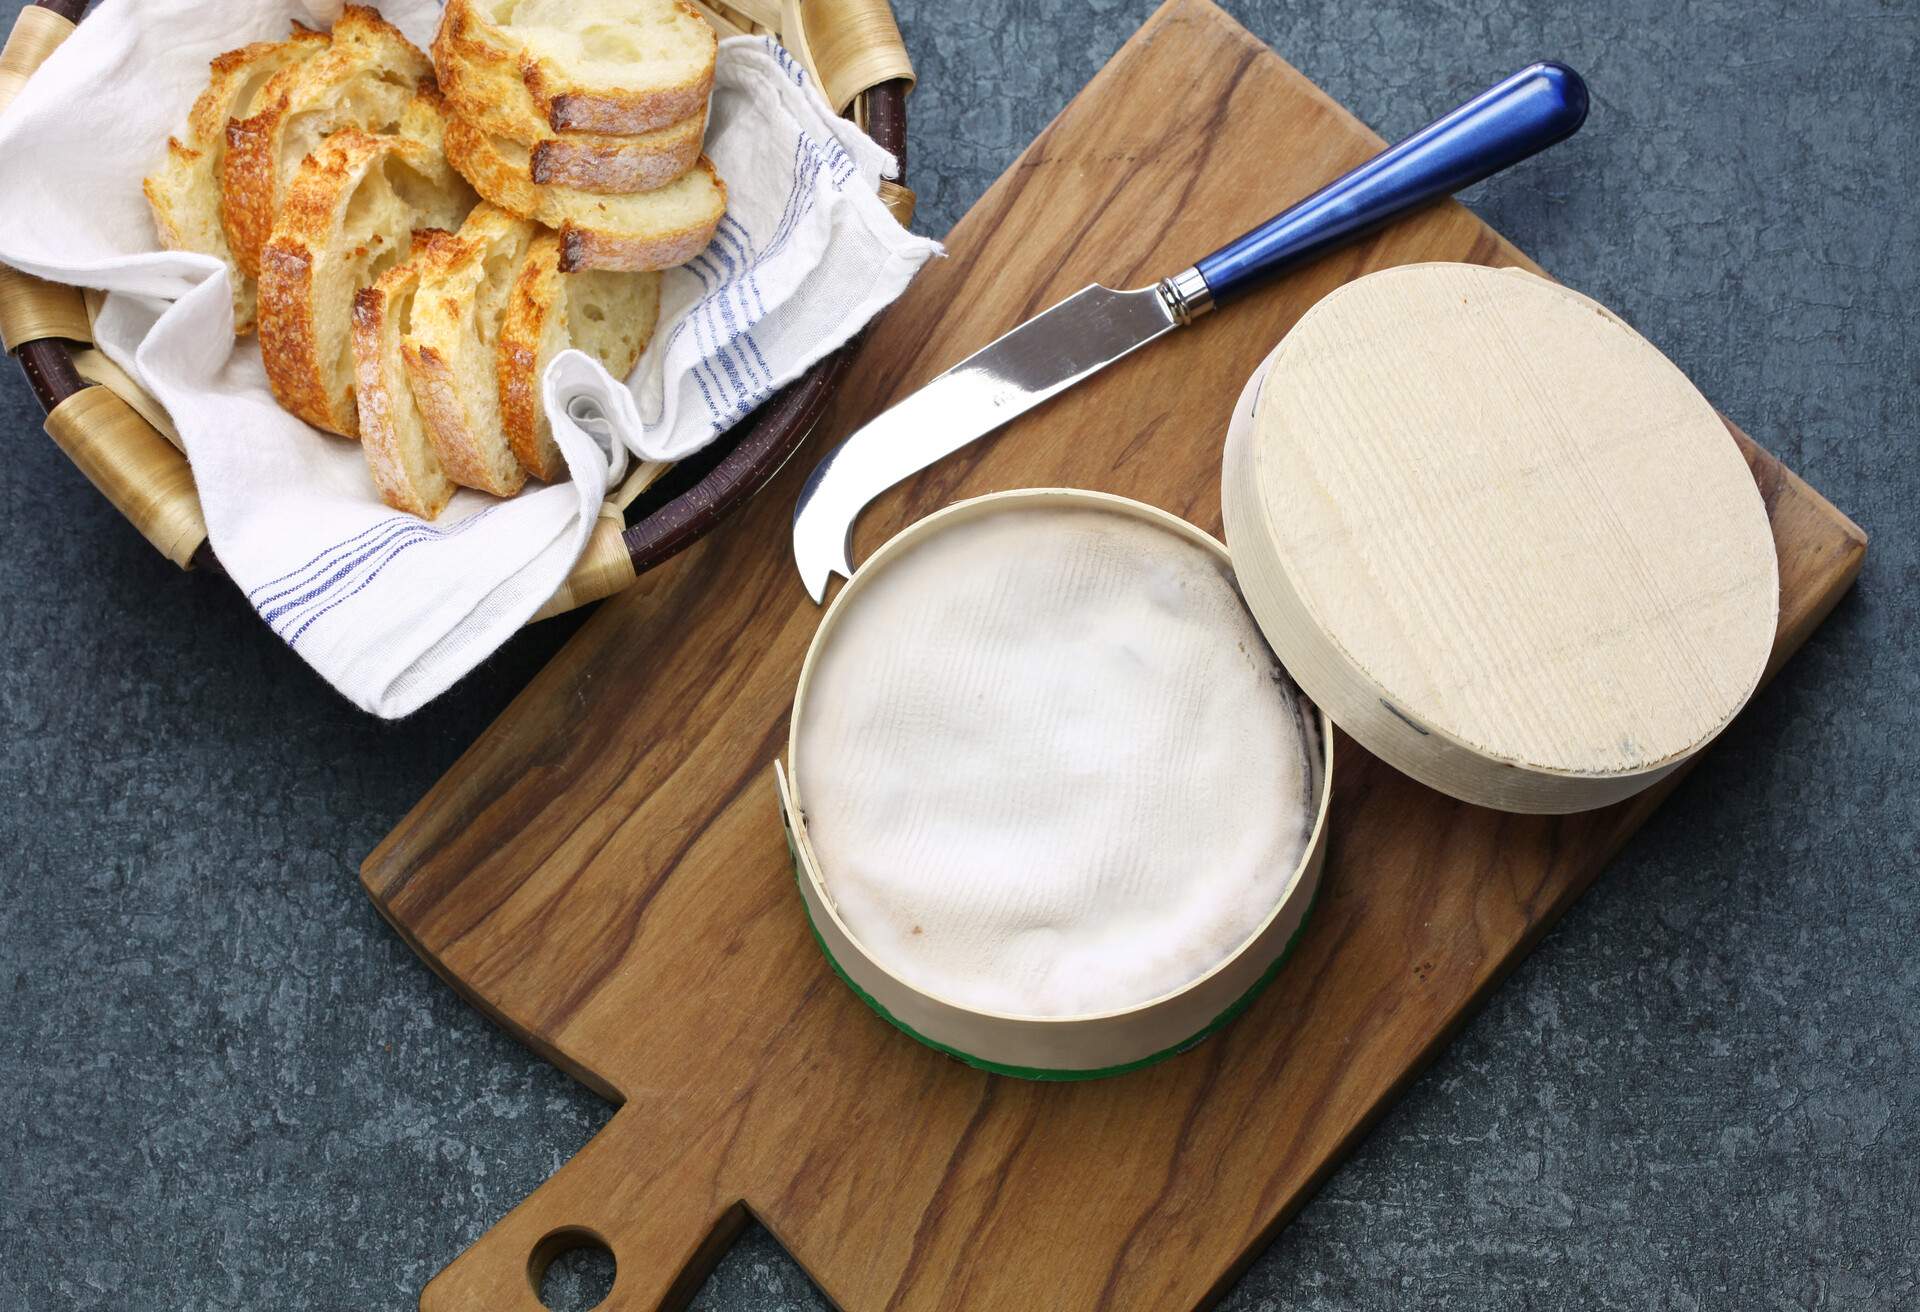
[1185,61,1588,309]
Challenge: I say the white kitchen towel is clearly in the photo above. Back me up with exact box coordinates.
[0,0,939,717]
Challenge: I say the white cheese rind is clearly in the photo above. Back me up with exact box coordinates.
[794,504,1319,1019]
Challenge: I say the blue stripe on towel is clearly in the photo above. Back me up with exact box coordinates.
[681,255,747,419]
[255,520,427,616]
[255,504,504,648]
[248,514,413,601]
[643,107,852,440]
[768,38,806,88]
[722,216,768,320]
[711,219,774,384]
[761,136,814,263]
[700,234,769,389]
[693,279,751,410]
[285,528,441,646]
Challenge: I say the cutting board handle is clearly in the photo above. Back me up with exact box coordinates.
[419,1108,747,1311]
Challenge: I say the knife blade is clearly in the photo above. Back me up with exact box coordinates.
[791,282,1182,601]
[792,60,1590,602]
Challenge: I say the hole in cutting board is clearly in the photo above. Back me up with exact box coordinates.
[531,1227,616,1311]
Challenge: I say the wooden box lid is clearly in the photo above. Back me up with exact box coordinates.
[1222,262,1780,813]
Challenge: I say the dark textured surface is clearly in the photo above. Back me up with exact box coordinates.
[1,0,1914,1308]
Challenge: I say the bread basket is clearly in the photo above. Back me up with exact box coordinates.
[0,0,916,619]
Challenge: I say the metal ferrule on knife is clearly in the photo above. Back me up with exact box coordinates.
[1158,267,1216,324]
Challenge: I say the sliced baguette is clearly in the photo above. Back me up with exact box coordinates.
[498,231,661,481]
[445,119,724,270]
[401,204,537,496]
[435,38,706,192]
[524,113,704,191]
[439,111,705,216]
[391,82,466,166]
[142,25,329,334]
[222,5,432,280]
[435,0,715,136]
[352,230,463,518]
[429,1,551,144]
[541,159,725,271]
[257,128,475,436]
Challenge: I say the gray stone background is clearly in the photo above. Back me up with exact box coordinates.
[2,0,1914,1307]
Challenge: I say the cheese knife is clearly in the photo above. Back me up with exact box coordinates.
[792,61,1589,601]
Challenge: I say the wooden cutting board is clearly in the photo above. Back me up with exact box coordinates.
[362,2,1867,1307]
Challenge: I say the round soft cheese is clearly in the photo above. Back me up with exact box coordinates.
[793,501,1319,1020]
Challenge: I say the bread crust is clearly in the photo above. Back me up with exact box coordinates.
[258,130,390,434]
[526,118,702,191]
[440,113,702,212]
[400,342,481,484]
[527,48,713,136]
[440,110,703,211]
[556,216,712,272]
[142,25,328,334]
[435,0,716,135]
[400,205,534,496]
[258,130,454,436]
[498,236,660,481]
[353,230,461,518]
[496,232,569,481]
[141,141,198,251]
[258,236,330,430]
[440,115,541,218]
[444,120,723,271]
[221,115,283,282]
[222,5,430,280]
[556,163,725,272]
[433,1,559,144]
[188,25,327,147]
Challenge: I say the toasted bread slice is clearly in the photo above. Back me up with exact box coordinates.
[257,128,475,436]
[495,233,574,482]
[430,2,550,143]
[440,111,704,216]
[222,5,432,281]
[390,82,465,166]
[402,204,537,496]
[498,231,661,481]
[352,230,463,518]
[435,0,715,136]
[143,25,328,334]
[541,158,725,271]
[522,111,702,192]
[446,120,724,271]
[523,113,704,192]
[434,14,706,189]
[434,45,706,192]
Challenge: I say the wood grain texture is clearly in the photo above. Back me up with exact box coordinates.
[0,2,69,111]
[361,2,1867,1307]
[798,0,916,112]
[0,264,88,352]
[43,385,206,567]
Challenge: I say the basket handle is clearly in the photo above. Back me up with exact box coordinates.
[1,0,211,566]
[2,0,92,404]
